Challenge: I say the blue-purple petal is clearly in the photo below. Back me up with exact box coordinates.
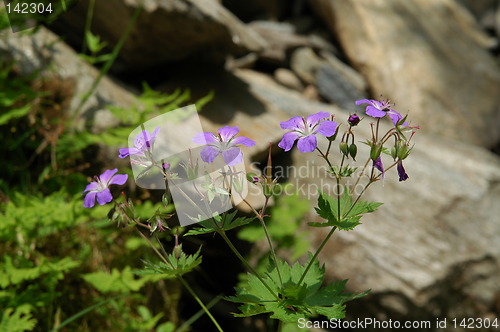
[151,126,160,139]
[119,147,142,158]
[387,110,403,126]
[83,181,99,193]
[278,131,300,152]
[193,132,217,145]
[218,126,239,142]
[134,130,149,148]
[297,135,317,153]
[99,169,118,184]
[280,117,304,131]
[200,146,220,163]
[84,191,97,208]
[109,173,128,186]
[96,188,113,205]
[355,99,373,105]
[373,157,385,178]
[306,112,330,127]
[232,136,256,147]
[397,161,409,181]
[365,105,386,118]
[222,147,243,166]
[315,120,338,137]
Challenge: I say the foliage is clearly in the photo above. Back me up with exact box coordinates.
[309,187,383,230]
[227,256,368,323]
[185,210,256,236]
[135,246,202,278]
[0,305,37,332]
[82,266,161,294]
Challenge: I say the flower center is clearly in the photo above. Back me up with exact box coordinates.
[301,118,316,136]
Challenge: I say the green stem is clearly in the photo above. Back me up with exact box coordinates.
[241,197,283,288]
[298,226,337,285]
[82,0,96,54]
[178,276,224,332]
[218,230,279,300]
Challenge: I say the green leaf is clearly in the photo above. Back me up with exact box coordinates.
[85,31,107,53]
[82,266,155,294]
[0,305,37,332]
[134,246,202,278]
[227,255,366,323]
[0,106,31,126]
[185,210,255,236]
[309,187,382,230]
[0,256,79,288]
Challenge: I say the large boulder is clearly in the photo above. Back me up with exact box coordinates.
[159,67,500,321]
[50,0,266,71]
[0,27,136,128]
[309,0,500,148]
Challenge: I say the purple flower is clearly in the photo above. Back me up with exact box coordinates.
[278,112,339,153]
[192,126,256,166]
[397,160,409,181]
[119,127,160,159]
[348,114,361,126]
[83,169,128,208]
[373,157,385,178]
[355,98,404,126]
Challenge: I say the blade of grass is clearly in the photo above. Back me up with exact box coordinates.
[49,295,128,331]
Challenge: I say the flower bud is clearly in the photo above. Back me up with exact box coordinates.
[391,146,398,160]
[370,143,382,160]
[348,114,360,126]
[186,162,199,181]
[340,142,349,156]
[162,193,170,207]
[173,244,183,259]
[231,174,245,194]
[349,143,357,160]
[246,172,259,183]
[397,141,411,160]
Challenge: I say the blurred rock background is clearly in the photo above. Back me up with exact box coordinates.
[2,0,500,330]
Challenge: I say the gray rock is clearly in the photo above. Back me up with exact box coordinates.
[316,65,366,110]
[51,0,266,71]
[249,22,336,65]
[0,27,136,127]
[309,0,500,148]
[290,47,323,84]
[290,47,368,107]
[274,68,304,91]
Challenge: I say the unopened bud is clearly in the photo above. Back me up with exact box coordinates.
[340,142,349,156]
[348,114,361,126]
[349,143,357,160]
[370,143,382,160]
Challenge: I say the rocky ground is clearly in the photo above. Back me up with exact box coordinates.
[2,0,500,329]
